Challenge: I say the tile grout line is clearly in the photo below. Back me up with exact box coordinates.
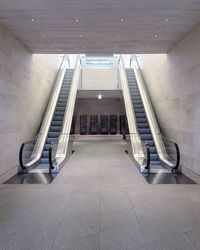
[98,153,102,250]
[184,231,199,250]
[50,182,77,250]
[124,171,150,248]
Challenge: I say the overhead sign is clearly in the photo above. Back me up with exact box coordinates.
[81,57,118,69]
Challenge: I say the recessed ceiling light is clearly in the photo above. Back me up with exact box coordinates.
[75,19,79,22]
[50,45,53,49]
[80,35,83,38]
[165,18,169,22]
[98,94,102,100]
[120,19,124,22]
[154,34,158,38]
[42,34,45,38]
[31,18,35,22]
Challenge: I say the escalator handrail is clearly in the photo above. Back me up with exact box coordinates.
[145,143,151,170]
[161,135,180,170]
[19,143,26,170]
[19,133,40,170]
[19,55,67,170]
[49,137,59,172]
[48,132,71,171]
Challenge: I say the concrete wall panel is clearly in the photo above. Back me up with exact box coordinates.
[137,24,200,175]
[0,24,61,182]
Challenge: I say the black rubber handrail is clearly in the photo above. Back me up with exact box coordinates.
[161,135,180,170]
[19,143,26,170]
[49,138,59,172]
[49,133,73,173]
[19,134,41,170]
[145,143,150,170]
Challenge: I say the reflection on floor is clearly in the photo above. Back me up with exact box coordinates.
[4,172,56,184]
[143,173,196,184]
[1,136,200,250]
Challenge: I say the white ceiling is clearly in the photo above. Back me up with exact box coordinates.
[0,0,200,54]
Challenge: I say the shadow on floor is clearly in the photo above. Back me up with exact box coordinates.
[4,172,57,184]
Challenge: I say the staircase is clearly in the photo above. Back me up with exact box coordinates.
[39,69,74,165]
[126,68,162,169]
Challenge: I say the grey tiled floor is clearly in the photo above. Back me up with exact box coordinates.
[1,136,200,250]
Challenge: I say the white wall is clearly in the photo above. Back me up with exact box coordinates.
[80,69,119,90]
[0,24,61,182]
[137,23,200,175]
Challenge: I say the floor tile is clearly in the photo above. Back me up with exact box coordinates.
[100,225,145,250]
[100,208,138,231]
[1,137,200,250]
[147,233,196,250]
[52,233,99,250]
[139,215,182,243]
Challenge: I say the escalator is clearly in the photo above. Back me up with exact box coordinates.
[17,56,81,183]
[19,68,74,174]
[125,68,164,171]
[119,55,180,174]
[38,69,73,167]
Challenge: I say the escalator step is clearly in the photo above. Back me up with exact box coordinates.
[55,107,65,112]
[138,123,149,128]
[149,147,156,153]
[40,158,49,164]
[132,96,141,99]
[150,154,158,161]
[52,121,63,126]
[138,128,150,134]
[48,132,60,138]
[59,95,68,99]
[47,138,57,144]
[60,88,69,91]
[145,140,154,146]
[137,118,148,123]
[135,109,145,113]
[132,101,143,105]
[54,111,65,116]
[44,144,50,150]
[135,113,146,118]
[56,105,66,108]
[58,97,67,100]
[134,104,144,108]
[150,160,161,165]
[42,151,49,158]
[50,126,62,132]
[53,117,63,121]
[130,91,139,94]
[141,134,152,140]
[57,100,67,104]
